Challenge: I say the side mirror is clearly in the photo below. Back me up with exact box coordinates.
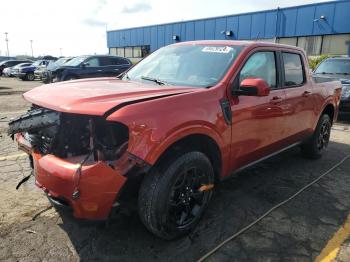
[81,62,89,68]
[232,78,270,97]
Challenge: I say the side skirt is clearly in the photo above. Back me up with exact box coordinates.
[222,141,302,181]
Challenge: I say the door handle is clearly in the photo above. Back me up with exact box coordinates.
[302,90,312,97]
[270,96,283,104]
[97,70,102,72]
[114,69,120,71]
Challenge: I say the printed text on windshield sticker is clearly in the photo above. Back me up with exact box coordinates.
[202,46,233,53]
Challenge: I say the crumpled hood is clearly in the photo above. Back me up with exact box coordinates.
[23,77,198,116]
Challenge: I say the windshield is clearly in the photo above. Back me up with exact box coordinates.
[32,61,42,67]
[124,44,242,87]
[48,58,69,70]
[64,56,88,67]
[315,59,350,75]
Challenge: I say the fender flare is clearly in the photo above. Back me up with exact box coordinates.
[128,123,226,166]
[313,100,336,130]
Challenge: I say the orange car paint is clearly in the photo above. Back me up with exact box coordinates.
[16,41,341,220]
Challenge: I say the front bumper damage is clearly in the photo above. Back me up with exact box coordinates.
[33,151,128,220]
[9,106,143,220]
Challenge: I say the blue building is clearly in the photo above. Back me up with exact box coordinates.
[107,0,350,61]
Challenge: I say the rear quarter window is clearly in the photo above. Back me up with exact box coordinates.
[282,52,304,87]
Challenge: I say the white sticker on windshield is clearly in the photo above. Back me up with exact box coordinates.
[202,46,233,53]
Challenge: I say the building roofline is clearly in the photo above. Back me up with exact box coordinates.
[107,0,346,33]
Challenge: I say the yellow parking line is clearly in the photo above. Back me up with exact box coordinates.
[0,153,27,161]
[315,214,350,262]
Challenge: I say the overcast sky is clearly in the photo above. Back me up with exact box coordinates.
[0,0,330,57]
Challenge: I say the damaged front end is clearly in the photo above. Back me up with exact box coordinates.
[9,106,143,220]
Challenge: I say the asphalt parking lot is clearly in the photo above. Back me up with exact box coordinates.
[0,77,350,262]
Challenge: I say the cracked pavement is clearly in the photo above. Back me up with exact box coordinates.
[0,78,350,262]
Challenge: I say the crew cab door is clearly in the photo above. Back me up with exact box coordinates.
[229,50,287,171]
[280,52,315,141]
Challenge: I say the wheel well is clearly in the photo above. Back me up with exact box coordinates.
[65,74,78,80]
[322,104,335,123]
[155,134,222,182]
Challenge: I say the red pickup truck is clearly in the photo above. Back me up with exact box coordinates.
[9,41,341,239]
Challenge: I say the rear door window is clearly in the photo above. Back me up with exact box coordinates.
[282,53,304,87]
[99,57,113,66]
[111,57,130,65]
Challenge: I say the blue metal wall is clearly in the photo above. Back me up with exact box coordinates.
[107,0,350,52]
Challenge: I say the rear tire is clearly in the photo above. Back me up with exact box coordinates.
[138,151,214,240]
[301,114,331,159]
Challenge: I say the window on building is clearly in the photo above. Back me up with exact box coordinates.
[117,48,125,57]
[261,39,276,43]
[278,37,297,46]
[297,36,322,56]
[239,51,277,88]
[322,34,350,55]
[110,48,117,56]
[282,53,304,87]
[133,47,142,58]
[125,47,133,58]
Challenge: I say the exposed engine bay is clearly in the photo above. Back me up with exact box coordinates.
[8,105,129,161]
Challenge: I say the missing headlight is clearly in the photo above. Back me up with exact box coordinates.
[9,106,129,161]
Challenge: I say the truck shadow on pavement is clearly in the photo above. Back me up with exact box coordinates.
[53,140,350,262]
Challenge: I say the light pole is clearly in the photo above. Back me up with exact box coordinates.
[4,32,9,58]
[30,40,33,57]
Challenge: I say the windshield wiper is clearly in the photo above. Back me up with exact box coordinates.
[117,72,129,80]
[335,72,349,75]
[141,76,169,85]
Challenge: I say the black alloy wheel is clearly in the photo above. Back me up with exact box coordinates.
[138,151,214,239]
[301,114,332,159]
[317,120,331,151]
[168,166,211,229]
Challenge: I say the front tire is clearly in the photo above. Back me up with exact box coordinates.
[301,114,331,159]
[26,72,35,81]
[138,152,214,239]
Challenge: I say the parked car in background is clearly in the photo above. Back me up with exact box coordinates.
[15,60,49,81]
[34,60,56,81]
[36,57,73,83]
[0,60,32,76]
[3,63,33,77]
[313,57,350,112]
[2,67,13,76]
[54,55,131,82]
[9,41,341,239]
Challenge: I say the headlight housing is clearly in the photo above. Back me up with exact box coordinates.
[341,84,350,99]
